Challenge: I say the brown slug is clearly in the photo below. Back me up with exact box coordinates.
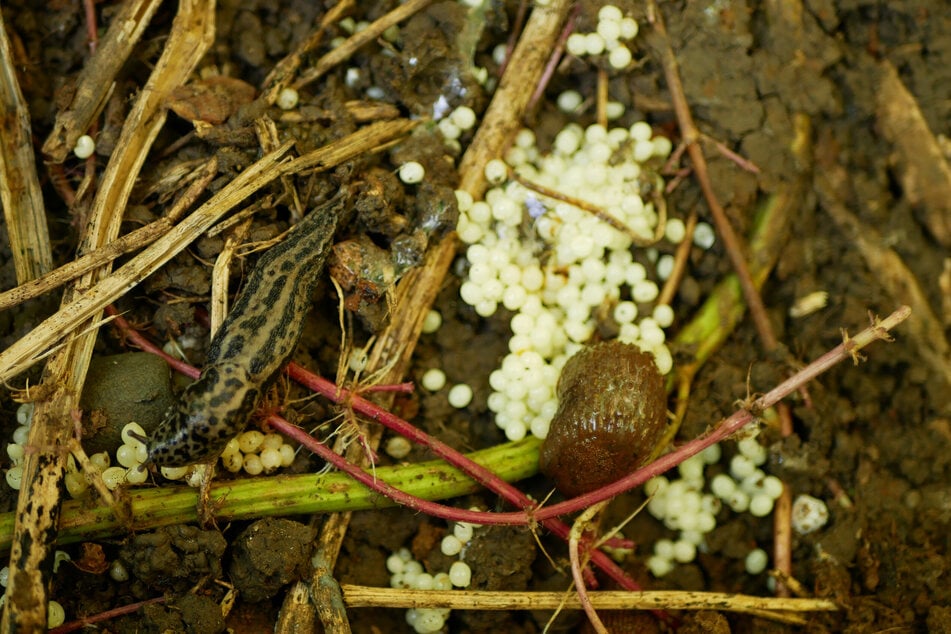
[539,341,668,497]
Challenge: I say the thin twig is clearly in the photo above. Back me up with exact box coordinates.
[569,501,610,634]
[509,168,662,245]
[48,596,166,634]
[647,2,777,351]
[596,67,608,129]
[657,208,696,306]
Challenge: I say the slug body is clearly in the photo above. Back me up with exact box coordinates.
[148,196,346,467]
[539,341,667,497]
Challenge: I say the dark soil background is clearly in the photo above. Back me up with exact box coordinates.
[1,0,949,632]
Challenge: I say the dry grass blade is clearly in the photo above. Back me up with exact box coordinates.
[283,119,418,175]
[42,0,164,162]
[340,585,839,621]
[0,160,216,311]
[2,1,215,629]
[816,168,951,387]
[0,10,53,283]
[876,59,951,248]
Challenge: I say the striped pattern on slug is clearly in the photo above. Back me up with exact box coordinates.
[148,194,348,467]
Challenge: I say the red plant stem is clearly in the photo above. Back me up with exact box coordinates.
[479,305,910,523]
[708,135,761,173]
[82,0,99,54]
[105,307,647,592]
[105,306,200,380]
[107,304,908,597]
[108,304,909,521]
[526,4,579,112]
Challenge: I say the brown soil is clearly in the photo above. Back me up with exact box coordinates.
[1,0,949,632]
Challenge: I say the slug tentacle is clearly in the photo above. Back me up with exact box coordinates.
[148,194,347,467]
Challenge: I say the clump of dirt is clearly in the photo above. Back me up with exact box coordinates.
[228,518,316,602]
[119,525,227,595]
[457,525,537,631]
[129,594,225,634]
[80,352,176,453]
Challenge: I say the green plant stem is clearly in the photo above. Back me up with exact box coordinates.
[0,439,539,552]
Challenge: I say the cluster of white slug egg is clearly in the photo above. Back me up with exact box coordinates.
[7,403,297,496]
[454,114,704,443]
[97,423,151,490]
[643,430,829,577]
[160,430,297,485]
[566,4,640,71]
[7,404,148,495]
[64,424,150,496]
[387,519,476,633]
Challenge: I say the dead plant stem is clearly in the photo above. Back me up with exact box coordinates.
[339,585,839,616]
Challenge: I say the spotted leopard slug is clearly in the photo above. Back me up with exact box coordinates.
[148,194,349,467]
